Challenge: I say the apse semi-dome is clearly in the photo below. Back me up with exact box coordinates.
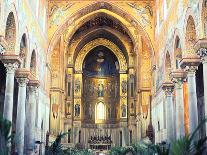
[83,45,119,77]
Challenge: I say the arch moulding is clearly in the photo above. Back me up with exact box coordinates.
[74,38,127,73]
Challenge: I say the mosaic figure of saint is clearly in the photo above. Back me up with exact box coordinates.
[75,80,80,93]
[75,104,80,117]
[121,80,127,94]
[98,83,104,97]
[121,104,127,117]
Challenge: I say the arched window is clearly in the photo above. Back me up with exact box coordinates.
[95,102,106,122]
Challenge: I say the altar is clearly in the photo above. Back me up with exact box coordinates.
[88,135,112,150]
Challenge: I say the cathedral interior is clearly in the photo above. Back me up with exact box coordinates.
[1,0,207,154]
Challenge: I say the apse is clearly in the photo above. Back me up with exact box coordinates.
[82,45,120,124]
[83,45,119,77]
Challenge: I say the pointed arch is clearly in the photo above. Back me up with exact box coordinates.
[5,12,16,52]
[47,2,155,59]
[184,15,197,55]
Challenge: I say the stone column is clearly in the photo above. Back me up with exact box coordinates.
[180,55,200,135]
[186,66,198,134]
[162,82,175,142]
[25,80,39,155]
[197,48,207,135]
[171,70,186,139]
[3,62,18,122]
[15,69,30,155]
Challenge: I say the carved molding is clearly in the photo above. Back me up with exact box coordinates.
[28,79,40,88]
[180,54,201,69]
[162,82,174,96]
[170,69,186,89]
[4,62,19,74]
[172,78,184,89]
[17,78,29,87]
[185,66,198,74]
[197,48,207,63]
[75,38,127,72]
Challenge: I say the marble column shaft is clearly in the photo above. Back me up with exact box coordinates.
[15,78,28,155]
[26,85,37,155]
[164,86,175,141]
[174,79,185,139]
[3,63,18,122]
[186,67,198,134]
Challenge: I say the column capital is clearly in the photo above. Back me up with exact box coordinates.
[1,55,21,73]
[170,69,186,89]
[4,62,19,74]
[185,66,198,75]
[17,78,29,87]
[197,48,207,63]
[162,82,174,96]
[194,38,207,63]
[28,79,40,90]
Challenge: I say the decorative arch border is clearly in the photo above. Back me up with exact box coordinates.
[183,7,198,39]
[71,27,131,63]
[74,38,127,72]
[183,7,199,55]
[3,3,19,54]
[48,1,155,59]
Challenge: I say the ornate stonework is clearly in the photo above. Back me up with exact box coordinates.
[197,48,207,63]
[170,69,186,89]
[17,78,29,87]
[162,82,174,96]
